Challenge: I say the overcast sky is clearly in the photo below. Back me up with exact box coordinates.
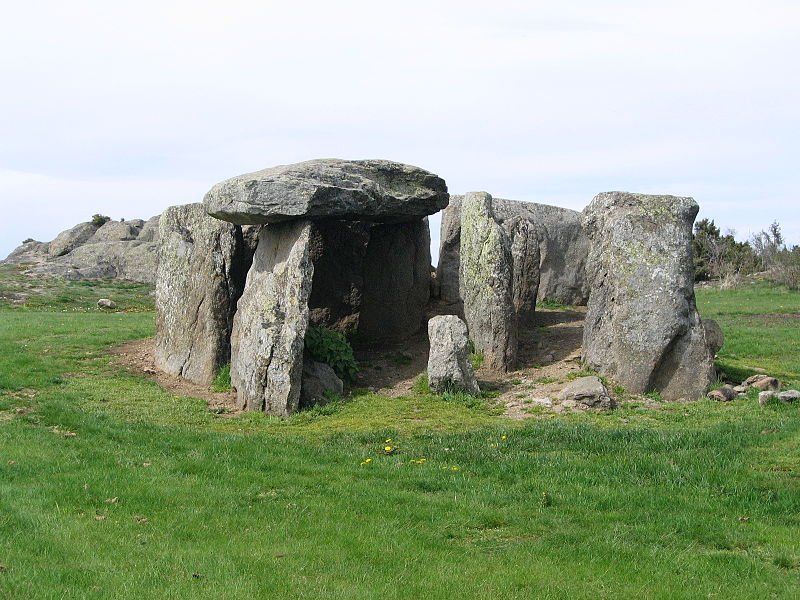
[1,0,798,261]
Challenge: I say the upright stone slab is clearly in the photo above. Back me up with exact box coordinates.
[438,196,589,306]
[427,315,480,395]
[459,192,517,371]
[154,204,246,385]
[359,219,431,341]
[437,195,463,304]
[230,221,314,415]
[307,220,372,332]
[582,192,716,400]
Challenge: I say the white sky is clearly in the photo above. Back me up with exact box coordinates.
[1,0,798,262]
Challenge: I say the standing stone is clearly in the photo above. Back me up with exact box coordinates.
[438,196,589,307]
[307,220,372,333]
[438,195,464,304]
[230,221,314,415]
[582,192,716,401]
[427,315,480,395]
[204,159,448,224]
[154,203,246,386]
[359,219,431,342]
[459,192,517,371]
[504,216,541,326]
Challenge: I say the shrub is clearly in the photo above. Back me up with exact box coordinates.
[22,238,35,244]
[304,326,359,382]
[91,214,111,227]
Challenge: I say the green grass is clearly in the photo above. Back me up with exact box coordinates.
[697,283,800,389]
[0,276,799,598]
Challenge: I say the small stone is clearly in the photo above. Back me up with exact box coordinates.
[529,398,553,408]
[733,385,747,394]
[707,385,736,402]
[97,298,116,309]
[777,390,800,404]
[746,376,780,392]
[758,391,779,406]
[300,359,343,408]
[559,376,615,410]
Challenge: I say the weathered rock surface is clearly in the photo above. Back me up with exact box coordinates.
[204,159,449,225]
[359,219,431,341]
[306,219,431,342]
[307,221,371,333]
[89,220,141,243]
[438,195,589,306]
[28,240,159,283]
[97,298,116,309]
[154,203,247,386]
[48,222,100,257]
[778,390,800,403]
[427,315,480,395]
[744,374,780,391]
[708,385,737,401]
[300,358,343,408]
[459,192,518,371]
[437,195,463,304]
[582,192,717,401]
[137,216,161,242]
[3,217,161,284]
[703,319,725,355]
[2,240,50,265]
[559,376,614,410]
[759,391,779,406]
[230,221,314,415]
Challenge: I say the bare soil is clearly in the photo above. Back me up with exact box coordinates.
[111,304,605,420]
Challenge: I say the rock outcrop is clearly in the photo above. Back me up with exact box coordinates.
[3,216,161,284]
[204,159,448,224]
[438,195,589,306]
[230,221,314,415]
[154,204,248,386]
[581,192,717,401]
[427,315,480,395]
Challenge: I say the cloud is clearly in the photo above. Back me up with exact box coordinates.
[0,1,798,258]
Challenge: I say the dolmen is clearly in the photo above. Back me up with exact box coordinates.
[155,158,723,414]
[156,159,447,416]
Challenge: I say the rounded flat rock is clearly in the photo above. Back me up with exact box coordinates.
[203,158,449,224]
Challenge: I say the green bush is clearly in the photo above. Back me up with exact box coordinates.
[304,326,359,382]
[91,214,111,227]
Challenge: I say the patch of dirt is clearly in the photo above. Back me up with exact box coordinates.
[109,305,642,420]
[110,339,240,415]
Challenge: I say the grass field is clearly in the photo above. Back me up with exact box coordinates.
[1,271,798,599]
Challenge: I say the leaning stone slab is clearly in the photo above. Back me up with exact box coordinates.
[582,192,716,401]
[230,220,314,415]
[204,159,449,225]
[427,315,480,395]
[459,192,518,371]
[154,203,246,385]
